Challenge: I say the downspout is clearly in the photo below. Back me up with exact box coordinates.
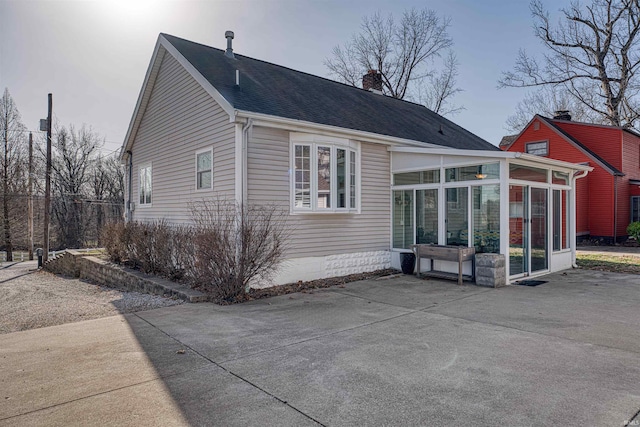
[571,169,589,268]
[614,175,618,244]
[126,150,133,222]
[241,118,253,203]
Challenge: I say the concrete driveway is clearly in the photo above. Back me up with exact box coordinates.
[2,269,640,426]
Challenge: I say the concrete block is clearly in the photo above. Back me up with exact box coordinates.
[476,274,507,288]
[476,266,500,278]
[475,254,506,268]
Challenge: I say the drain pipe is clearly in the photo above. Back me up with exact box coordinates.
[241,118,253,203]
[571,169,589,268]
[614,175,618,244]
[126,150,133,222]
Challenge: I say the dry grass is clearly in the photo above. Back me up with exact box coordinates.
[576,253,640,274]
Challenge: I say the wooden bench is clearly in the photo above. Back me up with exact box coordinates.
[411,244,476,285]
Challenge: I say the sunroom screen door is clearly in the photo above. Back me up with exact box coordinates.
[509,185,527,276]
[509,185,548,277]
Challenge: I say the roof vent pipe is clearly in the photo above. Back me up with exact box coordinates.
[225,30,235,58]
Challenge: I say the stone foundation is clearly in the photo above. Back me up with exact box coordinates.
[324,250,391,278]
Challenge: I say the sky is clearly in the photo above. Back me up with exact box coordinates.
[0,0,562,155]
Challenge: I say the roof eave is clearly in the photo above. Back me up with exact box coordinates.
[390,146,592,172]
[234,109,447,149]
[120,35,165,161]
[120,34,237,161]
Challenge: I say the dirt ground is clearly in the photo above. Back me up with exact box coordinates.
[0,261,183,334]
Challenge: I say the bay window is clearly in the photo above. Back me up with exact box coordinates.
[292,134,359,212]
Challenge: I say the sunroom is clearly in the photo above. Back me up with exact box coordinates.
[389,147,592,285]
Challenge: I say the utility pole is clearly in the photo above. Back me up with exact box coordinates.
[28,132,33,260]
[2,101,12,262]
[43,94,52,262]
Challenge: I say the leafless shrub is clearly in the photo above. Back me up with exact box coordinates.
[128,220,173,275]
[190,198,290,302]
[100,221,128,263]
[168,225,196,281]
[101,198,290,300]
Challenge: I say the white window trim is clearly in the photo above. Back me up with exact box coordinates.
[195,147,214,191]
[525,140,549,156]
[139,163,152,208]
[290,133,361,214]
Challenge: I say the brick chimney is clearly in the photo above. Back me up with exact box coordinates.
[553,110,571,121]
[362,70,383,92]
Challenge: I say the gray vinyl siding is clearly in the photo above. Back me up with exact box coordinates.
[131,49,235,223]
[247,126,391,258]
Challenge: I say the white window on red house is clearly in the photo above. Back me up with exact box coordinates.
[525,141,549,156]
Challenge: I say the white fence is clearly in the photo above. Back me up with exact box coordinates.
[0,250,65,263]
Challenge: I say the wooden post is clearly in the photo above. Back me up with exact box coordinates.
[28,132,33,260]
[43,94,52,262]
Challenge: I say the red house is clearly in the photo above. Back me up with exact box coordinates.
[502,113,640,243]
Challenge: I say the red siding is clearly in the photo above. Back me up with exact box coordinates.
[507,120,640,239]
[554,121,623,171]
[620,131,640,231]
[576,177,589,235]
[588,169,615,237]
[621,130,640,178]
[505,118,616,239]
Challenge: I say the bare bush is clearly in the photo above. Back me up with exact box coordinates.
[127,220,173,275]
[168,225,196,281]
[100,221,128,263]
[190,199,290,302]
[101,199,290,301]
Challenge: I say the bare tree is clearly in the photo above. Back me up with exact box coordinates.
[504,86,604,132]
[50,124,101,249]
[325,8,462,114]
[413,51,464,116]
[0,89,27,261]
[500,0,640,128]
[92,154,124,237]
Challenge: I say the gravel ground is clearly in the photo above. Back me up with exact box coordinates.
[0,261,183,335]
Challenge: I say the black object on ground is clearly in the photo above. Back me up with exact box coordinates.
[515,280,547,287]
[400,252,416,275]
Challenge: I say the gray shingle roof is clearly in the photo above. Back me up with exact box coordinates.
[499,134,518,148]
[162,34,498,151]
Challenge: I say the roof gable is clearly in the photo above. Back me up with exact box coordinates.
[536,116,623,175]
[159,33,497,152]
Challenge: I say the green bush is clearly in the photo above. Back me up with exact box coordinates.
[627,221,640,240]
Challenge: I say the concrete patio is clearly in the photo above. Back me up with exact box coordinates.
[2,268,640,426]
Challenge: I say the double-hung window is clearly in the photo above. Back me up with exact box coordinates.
[291,134,359,212]
[139,164,152,206]
[196,148,213,190]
